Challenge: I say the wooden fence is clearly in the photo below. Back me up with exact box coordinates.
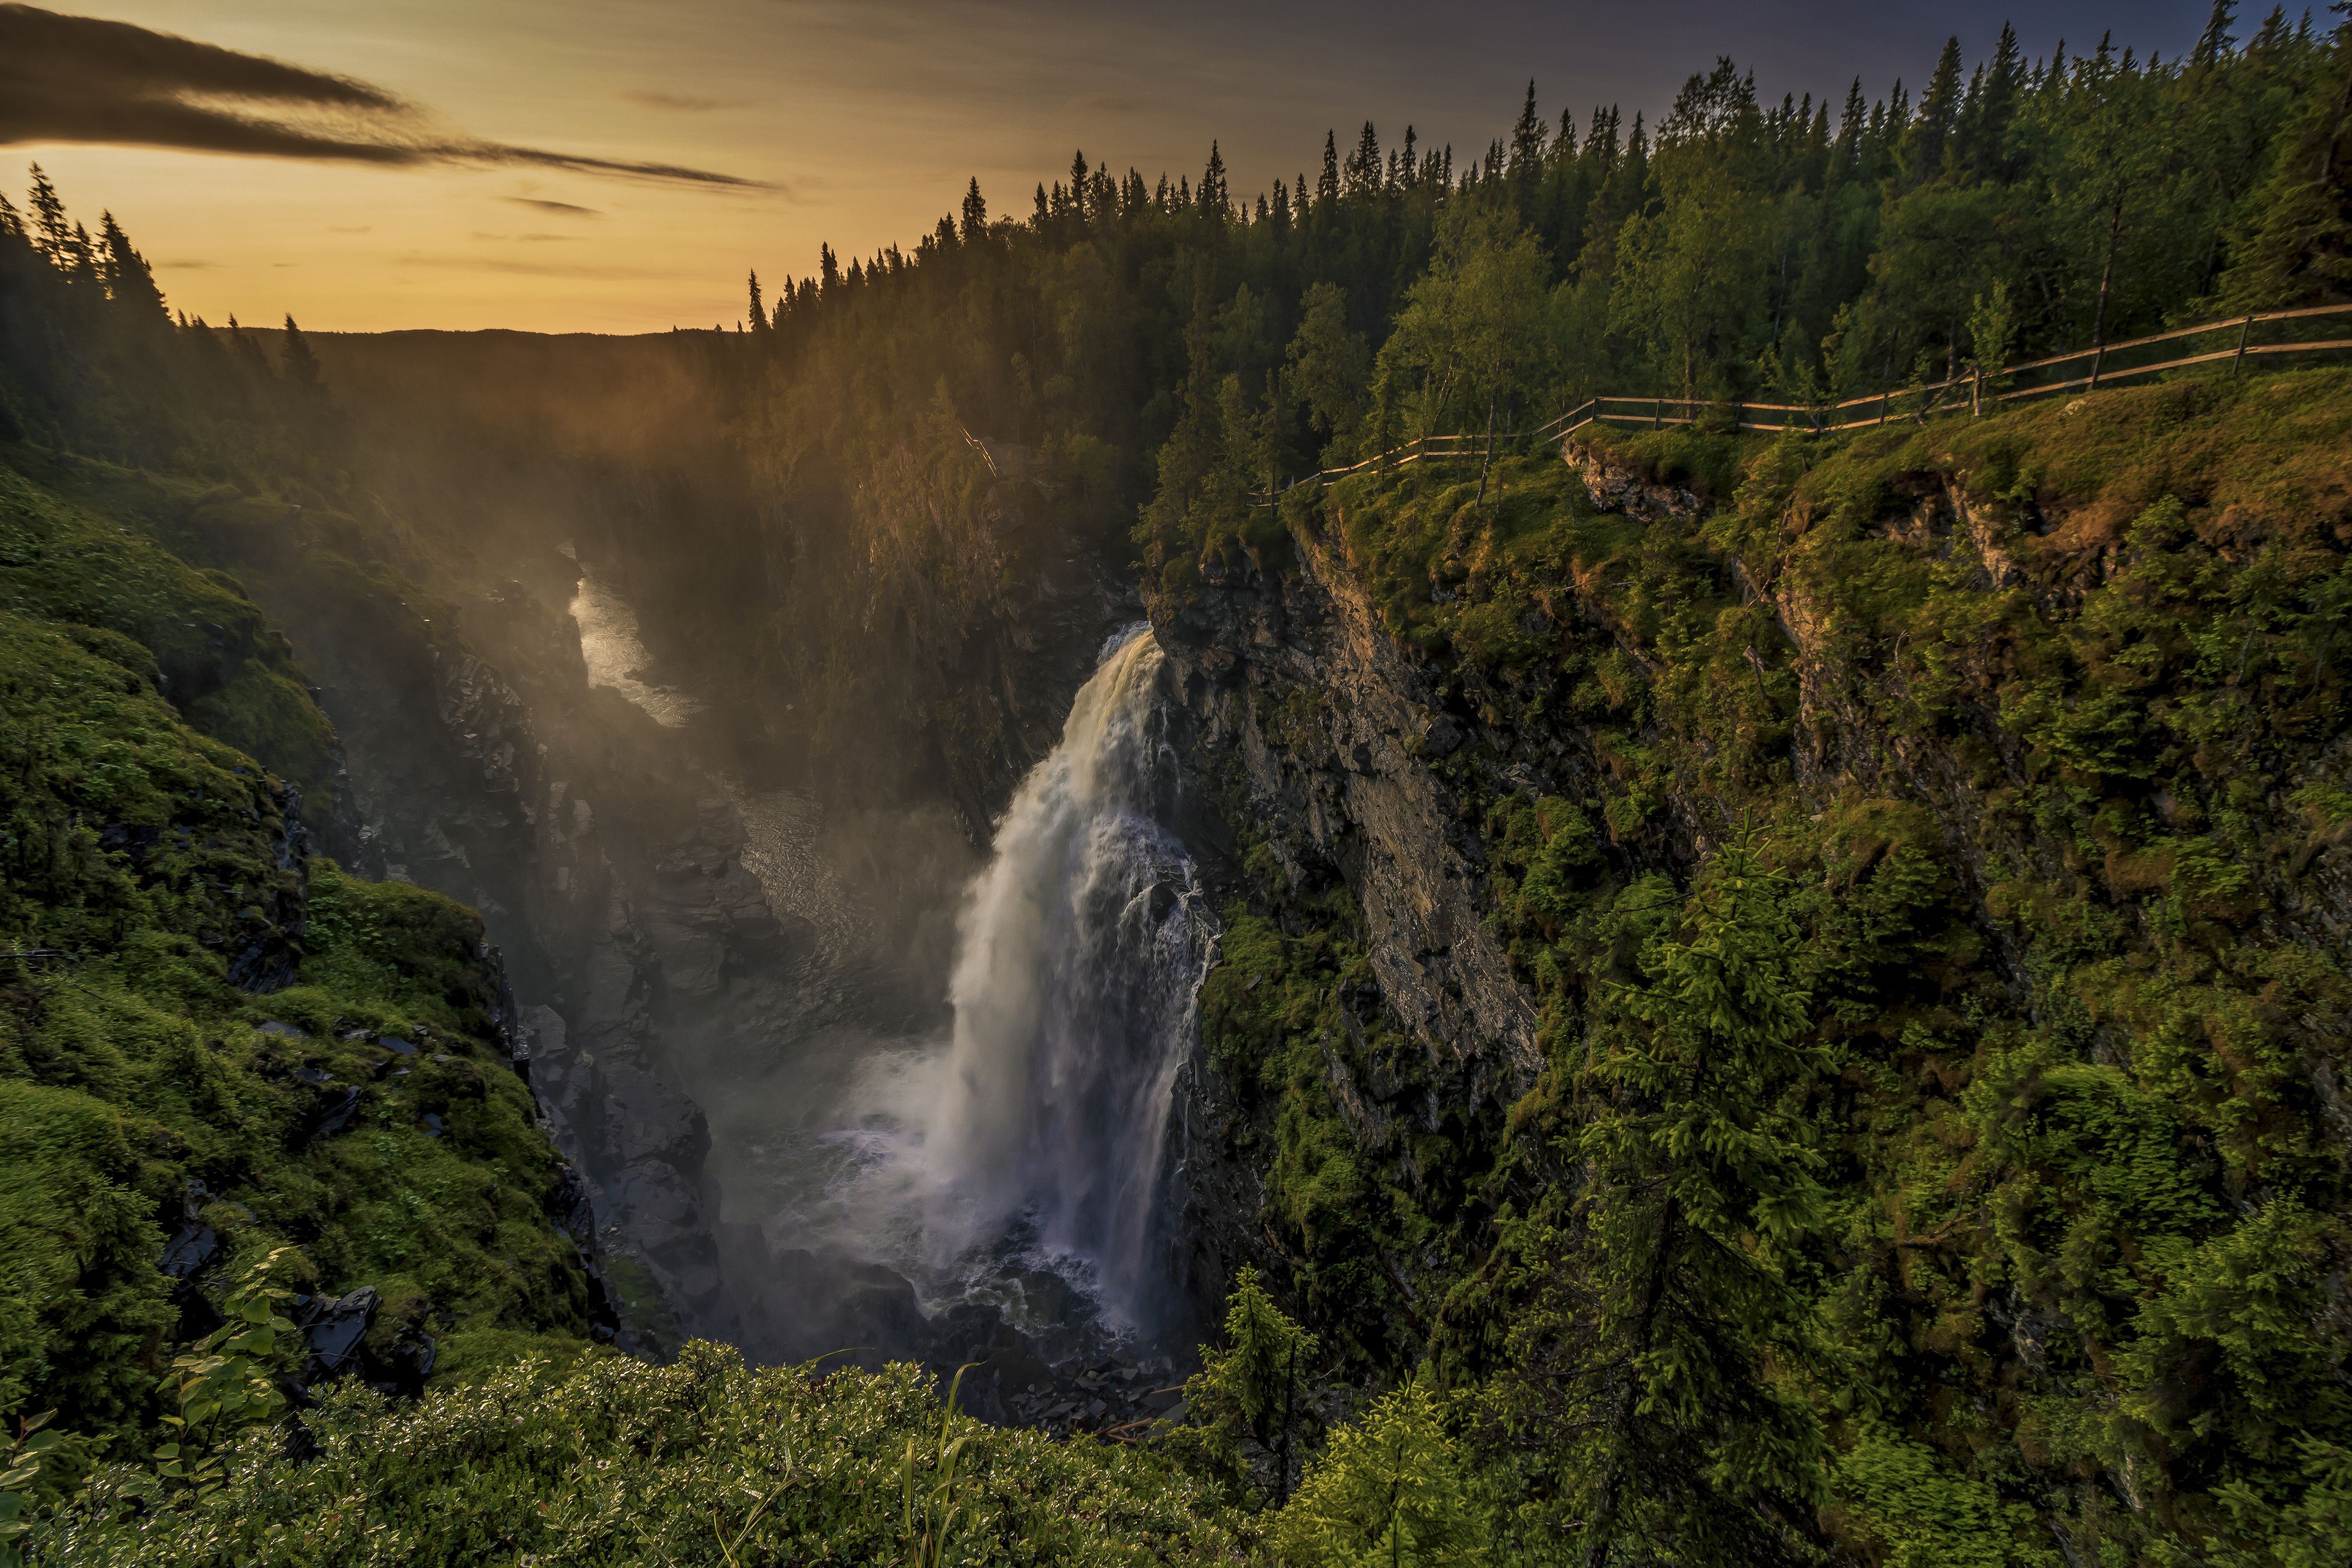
[1251,302,2352,504]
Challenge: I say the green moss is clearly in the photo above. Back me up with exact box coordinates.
[0,543,590,1454]
[0,461,342,832]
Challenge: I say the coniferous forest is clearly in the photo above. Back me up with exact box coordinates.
[3,5,2352,1565]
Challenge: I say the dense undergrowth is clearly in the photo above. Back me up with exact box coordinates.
[1182,367,2352,1564]
[0,453,601,1508]
[49,1347,1257,1567]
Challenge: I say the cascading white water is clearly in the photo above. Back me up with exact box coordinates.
[904,625,1211,1328]
[570,567,704,729]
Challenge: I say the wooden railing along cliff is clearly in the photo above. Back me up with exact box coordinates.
[1251,302,2352,505]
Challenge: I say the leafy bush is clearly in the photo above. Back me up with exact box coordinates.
[49,1345,1257,1567]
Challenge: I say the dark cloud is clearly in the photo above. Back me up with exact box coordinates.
[0,4,765,189]
[501,197,605,217]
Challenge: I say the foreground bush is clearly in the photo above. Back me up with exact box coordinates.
[43,1344,1259,1567]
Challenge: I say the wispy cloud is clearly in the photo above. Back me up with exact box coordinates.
[395,254,680,280]
[502,196,604,217]
[157,258,220,270]
[621,89,735,113]
[0,4,766,190]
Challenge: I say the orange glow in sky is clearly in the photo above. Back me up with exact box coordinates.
[6,2,2213,334]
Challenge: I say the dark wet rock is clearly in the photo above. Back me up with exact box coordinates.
[159,1223,218,1280]
[303,1087,363,1143]
[299,1286,379,1380]
[228,935,302,994]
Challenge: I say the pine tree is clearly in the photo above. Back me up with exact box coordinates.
[1274,1372,1483,1568]
[1318,130,1341,210]
[1509,80,1547,175]
[1481,838,1833,1568]
[1200,142,1230,219]
[746,269,767,333]
[1347,123,1381,199]
[2192,0,2240,68]
[26,164,70,268]
[280,315,323,392]
[959,177,987,240]
[2216,15,2352,307]
[1901,37,1966,186]
[1961,23,2026,178]
[818,242,840,293]
[96,212,166,319]
[1168,1267,1321,1502]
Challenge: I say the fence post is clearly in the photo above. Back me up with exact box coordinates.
[2087,342,2105,392]
[1972,365,1982,417]
[1879,392,1888,427]
[2232,314,2254,378]
[1654,397,1663,429]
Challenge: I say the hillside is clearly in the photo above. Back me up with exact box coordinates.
[1149,366,2352,1563]
[3,9,2350,1565]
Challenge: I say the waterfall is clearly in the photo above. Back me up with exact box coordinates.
[570,569,703,729]
[910,625,1211,1329]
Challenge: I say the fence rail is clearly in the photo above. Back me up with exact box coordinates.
[1250,302,2352,505]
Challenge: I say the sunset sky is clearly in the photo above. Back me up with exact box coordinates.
[5,2,2219,334]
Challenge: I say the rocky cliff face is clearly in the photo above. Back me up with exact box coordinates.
[1159,543,1544,1079]
[1149,518,1553,1347]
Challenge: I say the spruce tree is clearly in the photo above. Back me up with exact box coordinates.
[746,269,767,333]
[26,165,69,268]
[2193,0,2239,69]
[1169,1267,1321,1503]
[1509,79,1547,174]
[2216,15,2352,307]
[1901,37,1966,186]
[1200,142,1230,219]
[280,315,323,392]
[959,177,987,240]
[1275,1372,1482,1568]
[1347,123,1382,199]
[1318,131,1341,210]
[1481,838,1833,1568]
[96,212,166,319]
